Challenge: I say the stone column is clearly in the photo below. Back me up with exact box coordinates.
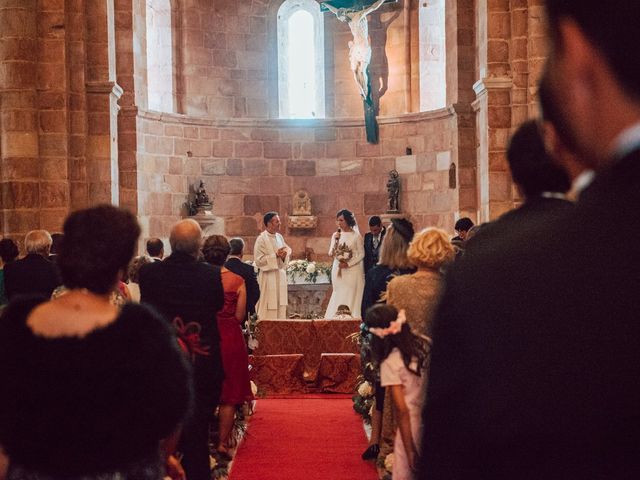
[473,0,514,221]
[85,0,122,205]
[0,0,40,238]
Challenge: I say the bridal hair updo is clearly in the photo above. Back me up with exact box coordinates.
[203,235,231,266]
[336,209,356,227]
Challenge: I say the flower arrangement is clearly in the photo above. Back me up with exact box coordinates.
[286,259,331,284]
[352,376,375,424]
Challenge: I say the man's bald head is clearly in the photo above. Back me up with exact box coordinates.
[169,219,202,257]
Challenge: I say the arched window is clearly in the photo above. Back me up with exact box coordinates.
[277,0,326,119]
[419,0,446,111]
[146,0,174,112]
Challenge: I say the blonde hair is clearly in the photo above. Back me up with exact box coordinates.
[378,226,412,270]
[407,227,455,269]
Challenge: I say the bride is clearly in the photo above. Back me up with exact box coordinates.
[324,209,365,319]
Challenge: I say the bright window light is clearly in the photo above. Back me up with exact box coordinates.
[288,11,316,118]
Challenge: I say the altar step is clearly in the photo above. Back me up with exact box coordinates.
[249,319,361,396]
[250,353,360,396]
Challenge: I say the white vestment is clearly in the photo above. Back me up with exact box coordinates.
[254,230,291,320]
[324,230,365,319]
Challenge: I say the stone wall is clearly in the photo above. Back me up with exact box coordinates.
[136,109,458,259]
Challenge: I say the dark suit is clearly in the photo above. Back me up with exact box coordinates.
[139,251,224,480]
[224,256,260,317]
[4,254,60,301]
[363,228,385,274]
[419,151,640,479]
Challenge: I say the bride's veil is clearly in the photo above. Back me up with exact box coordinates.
[352,213,361,236]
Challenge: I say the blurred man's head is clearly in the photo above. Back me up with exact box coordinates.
[454,218,474,240]
[169,220,202,258]
[146,237,164,259]
[507,120,571,199]
[542,0,640,168]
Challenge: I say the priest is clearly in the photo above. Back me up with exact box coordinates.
[254,212,291,319]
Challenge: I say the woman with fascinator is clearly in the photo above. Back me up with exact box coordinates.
[324,209,365,319]
[365,304,431,479]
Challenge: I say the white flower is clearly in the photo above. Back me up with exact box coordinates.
[384,453,394,472]
[250,380,258,396]
[305,263,316,274]
[358,381,373,397]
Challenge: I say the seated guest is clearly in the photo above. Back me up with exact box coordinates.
[224,237,260,320]
[127,255,152,302]
[0,239,19,309]
[4,230,60,301]
[140,219,224,480]
[0,205,191,480]
[203,235,253,459]
[452,217,474,243]
[147,237,165,261]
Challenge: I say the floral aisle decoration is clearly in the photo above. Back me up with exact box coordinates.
[352,376,375,424]
[286,259,331,284]
[379,453,393,480]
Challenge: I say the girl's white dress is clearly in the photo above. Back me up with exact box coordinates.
[380,348,426,480]
[324,230,365,318]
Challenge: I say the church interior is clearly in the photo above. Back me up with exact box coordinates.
[0,0,544,255]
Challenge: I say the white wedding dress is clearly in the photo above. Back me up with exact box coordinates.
[324,230,365,319]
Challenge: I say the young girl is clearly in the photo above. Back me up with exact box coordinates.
[366,303,430,479]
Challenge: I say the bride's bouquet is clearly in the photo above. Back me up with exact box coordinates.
[334,242,353,277]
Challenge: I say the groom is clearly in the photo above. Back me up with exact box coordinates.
[254,212,292,319]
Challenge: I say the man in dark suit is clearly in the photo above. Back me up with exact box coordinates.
[420,2,640,477]
[4,230,60,300]
[468,120,574,250]
[363,215,385,274]
[146,237,164,261]
[139,219,223,480]
[224,237,260,318]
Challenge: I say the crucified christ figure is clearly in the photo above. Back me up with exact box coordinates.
[323,0,386,101]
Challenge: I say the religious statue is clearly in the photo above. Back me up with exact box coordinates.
[322,0,389,144]
[293,190,312,216]
[386,169,400,213]
[195,180,211,208]
[288,190,317,229]
[185,180,212,216]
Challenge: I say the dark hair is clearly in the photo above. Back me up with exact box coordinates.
[336,209,356,227]
[0,238,19,264]
[368,215,382,227]
[365,304,430,376]
[546,1,640,99]
[263,211,278,227]
[146,238,164,257]
[50,233,64,255]
[202,235,230,266]
[229,237,245,256]
[390,218,414,242]
[507,120,571,197]
[58,205,140,294]
[454,217,474,232]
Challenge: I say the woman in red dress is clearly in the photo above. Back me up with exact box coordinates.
[203,235,253,457]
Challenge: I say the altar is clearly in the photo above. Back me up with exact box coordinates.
[287,282,332,318]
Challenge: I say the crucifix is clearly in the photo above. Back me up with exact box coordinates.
[320,0,395,144]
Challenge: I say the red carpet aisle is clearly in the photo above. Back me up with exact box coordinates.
[229,396,377,480]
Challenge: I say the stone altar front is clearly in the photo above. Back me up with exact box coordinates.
[287,283,332,319]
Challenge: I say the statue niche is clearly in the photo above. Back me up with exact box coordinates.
[288,190,317,229]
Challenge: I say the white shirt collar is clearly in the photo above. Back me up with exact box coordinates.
[571,169,596,196]
[612,121,640,159]
[540,192,567,200]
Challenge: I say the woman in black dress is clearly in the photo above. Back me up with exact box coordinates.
[0,205,191,480]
